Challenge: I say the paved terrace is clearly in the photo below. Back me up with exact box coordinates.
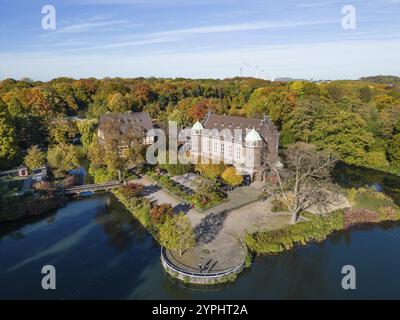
[136,176,292,273]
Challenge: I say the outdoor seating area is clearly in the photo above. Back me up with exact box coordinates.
[170,173,199,195]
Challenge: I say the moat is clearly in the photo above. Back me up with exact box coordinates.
[1,164,400,299]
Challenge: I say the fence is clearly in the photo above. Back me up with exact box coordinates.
[160,246,246,285]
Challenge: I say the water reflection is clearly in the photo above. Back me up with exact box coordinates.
[94,196,150,252]
[333,162,400,204]
[1,163,400,299]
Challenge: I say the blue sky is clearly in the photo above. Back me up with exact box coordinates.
[0,0,399,80]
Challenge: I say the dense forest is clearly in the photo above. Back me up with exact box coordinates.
[0,75,400,177]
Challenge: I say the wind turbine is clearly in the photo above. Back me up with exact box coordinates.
[242,62,267,79]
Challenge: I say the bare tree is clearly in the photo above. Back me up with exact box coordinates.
[268,142,336,224]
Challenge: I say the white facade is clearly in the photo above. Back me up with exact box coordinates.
[190,126,262,177]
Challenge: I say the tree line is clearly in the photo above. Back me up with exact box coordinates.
[0,76,399,176]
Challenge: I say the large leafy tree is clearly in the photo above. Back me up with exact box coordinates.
[359,86,373,103]
[168,108,191,127]
[188,98,218,121]
[322,84,345,103]
[24,145,46,170]
[76,119,98,152]
[150,203,174,225]
[288,81,320,97]
[49,119,78,145]
[242,87,269,118]
[286,97,326,143]
[265,92,293,128]
[195,163,226,181]
[221,166,243,187]
[388,134,400,169]
[7,97,47,150]
[26,87,66,118]
[0,109,18,169]
[311,108,375,165]
[47,143,82,175]
[373,94,395,111]
[108,92,130,113]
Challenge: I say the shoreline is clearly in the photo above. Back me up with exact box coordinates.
[0,194,65,223]
[244,209,400,256]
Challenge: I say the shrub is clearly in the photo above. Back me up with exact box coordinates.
[347,188,357,203]
[195,163,226,181]
[245,210,345,255]
[378,205,400,221]
[343,208,380,229]
[89,166,114,183]
[245,188,400,256]
[135,200,152,229]
[221,166,243,187]
[119,182,144,199]
[244,253,252,268]
[150,203,174,225]
[113,189,152,230]
[352,187,397,212]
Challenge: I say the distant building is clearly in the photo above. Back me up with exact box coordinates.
[98,111,155,145]
[190,112,280,182]
[18,165,29,177]
[32,166,48,182]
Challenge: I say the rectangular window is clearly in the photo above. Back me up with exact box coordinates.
[236,146,241,160]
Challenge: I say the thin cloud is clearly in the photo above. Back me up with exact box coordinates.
[145,19,335,38]
[296,1,337,8]
[72,37,178,51]
[69,0,232,5]
[57,19,137,34]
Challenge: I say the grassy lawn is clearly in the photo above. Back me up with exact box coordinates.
[350,187,396,211]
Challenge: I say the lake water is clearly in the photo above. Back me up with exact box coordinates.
[1,164,400,299]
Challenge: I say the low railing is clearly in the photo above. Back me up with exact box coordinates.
[160,247,245,283]
[62,181,125,194]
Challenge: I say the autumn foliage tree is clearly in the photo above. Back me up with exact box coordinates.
[159,212,195,256]
[0,109,18,169]
[120,182,144,199]
[24,145,46,170]
[195,162,226,181]
[221,166,243,187]
[188,98,218,121]
[49,119,78,144]
[1,76,400,176]
[88,116,145,182]
[47,143,83,176]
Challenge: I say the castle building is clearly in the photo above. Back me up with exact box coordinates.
[190,112,280,181]
[98,111,155,145]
